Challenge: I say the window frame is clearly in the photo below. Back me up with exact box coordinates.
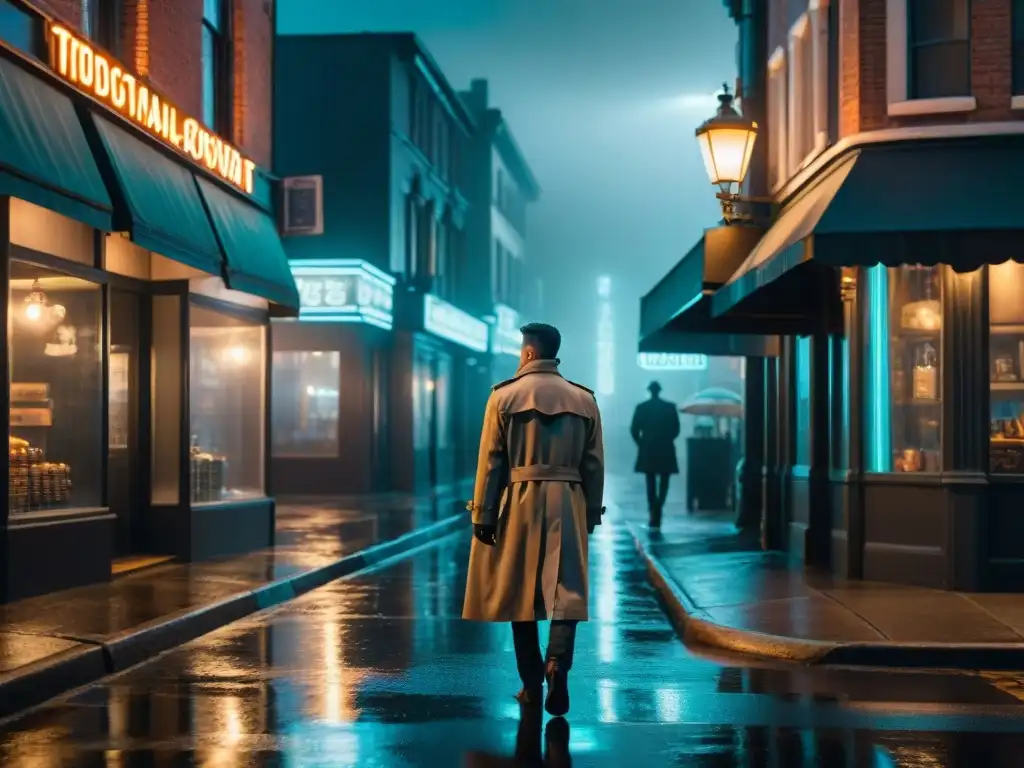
[201,0,233,136]
[84,0,122,57]
[886,0,976,116]
[1012,0,1024,105]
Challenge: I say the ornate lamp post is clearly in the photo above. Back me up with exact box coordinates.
[695,84,765,224]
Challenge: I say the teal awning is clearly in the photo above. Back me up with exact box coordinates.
[89,115,224,275]
[0,56,111,230]
[713,136,1024,320]
[195,177,300,309]
[638,226,783,357]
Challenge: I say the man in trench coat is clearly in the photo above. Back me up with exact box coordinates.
[630,381,680,528]
[462,322,605,717]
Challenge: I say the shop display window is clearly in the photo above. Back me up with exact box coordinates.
[9,262,102,514]
[988,262,1024,474]
[865,264,943,473]
[794,336,811,466]
[189,303,266,503]
[271,351,340,458]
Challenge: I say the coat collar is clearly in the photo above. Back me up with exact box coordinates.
[516,358,561,378]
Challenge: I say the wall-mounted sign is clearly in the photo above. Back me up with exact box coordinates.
[48,24,256,195]
[282,175,323,235]
[425,295,489,353]
[638,352,709,371]
[491,303,522,356]
[290,259,395,330]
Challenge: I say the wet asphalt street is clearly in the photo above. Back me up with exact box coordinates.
[4,522,1024,766]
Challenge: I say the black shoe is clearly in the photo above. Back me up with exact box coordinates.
[515,684,543,707]
[544,660,570,716]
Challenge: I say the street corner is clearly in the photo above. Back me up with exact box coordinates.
[627,521,837,664]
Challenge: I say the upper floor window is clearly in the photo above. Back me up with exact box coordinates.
[908,0,970,99]
[202,0,232,134]
[83,0,121,57]
[766,48,788,191]
[0,0,40,59]
[1013,0,1024,95]
[773,0,830,192]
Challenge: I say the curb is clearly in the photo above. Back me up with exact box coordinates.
[629,524,1024,669]
[0,511,470,720]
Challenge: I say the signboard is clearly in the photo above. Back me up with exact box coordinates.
[283,176,323,235]
[290,259,395,330]
[491,303,521,356]
[424,295,489,353]
[48,24,256,195]
[638,352,709,371]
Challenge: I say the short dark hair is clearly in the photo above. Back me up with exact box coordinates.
[521,322,561,359]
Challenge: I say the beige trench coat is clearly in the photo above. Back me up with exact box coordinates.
[462,359,605,623]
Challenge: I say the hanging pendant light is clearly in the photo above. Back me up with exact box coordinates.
[20,280,66,329]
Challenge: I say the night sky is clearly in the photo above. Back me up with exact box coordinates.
[278,1,737,425]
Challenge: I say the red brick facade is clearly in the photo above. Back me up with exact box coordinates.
[32,0,272,167]
[839,0,1017,137]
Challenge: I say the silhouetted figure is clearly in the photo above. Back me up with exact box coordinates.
[630,381,680,528]
[463,322,605,718]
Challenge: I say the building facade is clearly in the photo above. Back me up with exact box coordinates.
[0,0,298,601]
[642,0,1024,591]
[272,33,492,496]
[459,79,542,383]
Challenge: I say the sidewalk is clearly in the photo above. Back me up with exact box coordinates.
[618,485,1024,669]
[0,486,471,720]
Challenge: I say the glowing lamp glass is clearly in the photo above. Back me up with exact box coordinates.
[696,123,757,190]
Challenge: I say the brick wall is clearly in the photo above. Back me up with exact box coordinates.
[31,0,271,168]
[840,0,1017,137]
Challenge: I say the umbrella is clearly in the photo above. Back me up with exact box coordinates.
[680,387,743,418]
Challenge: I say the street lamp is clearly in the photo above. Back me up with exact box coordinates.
[695,84,764,224]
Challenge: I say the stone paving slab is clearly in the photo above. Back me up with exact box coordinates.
[624,505,1024,667]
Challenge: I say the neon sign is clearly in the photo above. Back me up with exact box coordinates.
[424,295,489,353]
[290,259,395,330]
[638,353,708,371]
[491,303,522,356]
[48,24,256,195]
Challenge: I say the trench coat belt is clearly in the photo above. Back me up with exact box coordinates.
[509,464,582,484]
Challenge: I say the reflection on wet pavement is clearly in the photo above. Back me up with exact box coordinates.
[0,497,463,646]
[3,514,1024,766]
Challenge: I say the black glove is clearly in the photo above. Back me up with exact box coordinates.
[473,523,497,546]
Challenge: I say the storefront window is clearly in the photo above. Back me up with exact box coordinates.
[870,264,943,473]
[988,262,1024,474]
[189,303,265,503]
[271,351,340,458]
[9,262,102,514]
[794,336,811,466]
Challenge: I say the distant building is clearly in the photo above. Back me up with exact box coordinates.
[273,33,491,494]
[459,79,542,382]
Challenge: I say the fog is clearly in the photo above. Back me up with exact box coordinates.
[279,1,739,462]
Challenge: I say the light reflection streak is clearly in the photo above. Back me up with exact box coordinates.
[594,526,618,664]
[598,681,618,723]
[654,688,682,723]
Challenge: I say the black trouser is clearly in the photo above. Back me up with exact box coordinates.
[645,473,670,524]
[512,620,578,687]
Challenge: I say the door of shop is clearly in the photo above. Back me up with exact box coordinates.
[108,289,143,561]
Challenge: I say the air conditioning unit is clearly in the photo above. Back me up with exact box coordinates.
[282,175,323,236]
